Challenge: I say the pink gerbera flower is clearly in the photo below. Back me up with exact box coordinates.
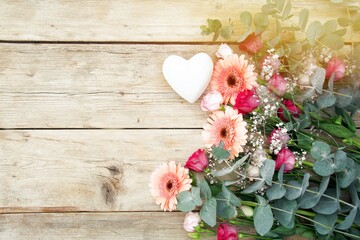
[149,161,192,211]
[202,108,248,159]
[210,54,258,105]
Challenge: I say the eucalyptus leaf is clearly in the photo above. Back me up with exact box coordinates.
[336,207,357,230]
[310,67,326,93]
[260,159,275,185]
[191,187,203,206]
[312,189,338,214]
[272,198,297,228]
[314,213,337,235]
[337,17,350,27]
[314,158,335,176]
[212,142,230,161]
[212,154,249,177]
[282,0,291,20]
[242,180,265,194]
[311,141,331,161]
[216,200,237,219]
[254,12,269,31]
[200,197,217,227]
[221,184,241,207]
[323,20,337,34]
[316,92,336,109]
[298,176,330,209]
[274,0,285,11]
[336,88,353,108]
[254,196,274,236]
[220,26,233,39]
[299,9,309,30]
[240,11,252,27]
[333,150,347,172]
[320,33,344,50]
[176,191,196,212]
[267,183,286,201]
[284,180,302,200]
[338,157,357,188]
[199,179,212,200]
[307,21,323,45]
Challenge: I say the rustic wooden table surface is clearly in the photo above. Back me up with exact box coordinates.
[0,0,359,239]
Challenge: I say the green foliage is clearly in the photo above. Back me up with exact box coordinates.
[211,141,230,162]
[272,198,297,228]
[266,164,286,201]
[254,195,274,236]
[211,154,249,177]
[314,213,337,235]
[177,191,196,212]
[200,197,217,227]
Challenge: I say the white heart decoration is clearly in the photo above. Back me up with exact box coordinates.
[162,53,213,103]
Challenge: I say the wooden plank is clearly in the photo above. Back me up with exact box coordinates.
[0,43,215,128]
[0,212,193,239]
[0,0,358,42]
[0,129,203,213]
[1,43,359,129]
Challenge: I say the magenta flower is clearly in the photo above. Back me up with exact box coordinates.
[233,89,260,114]
[268,74,287,96]
[275,148,296,173]
[184,149,209,172]
[217,223,238,240]
[277,100,301,122]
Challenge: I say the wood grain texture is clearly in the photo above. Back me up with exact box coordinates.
[0,212,192,239]
[0,129,202,213]
[0,0,358,42]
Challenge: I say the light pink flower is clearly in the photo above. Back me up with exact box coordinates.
[325,57,346,81]
[268,74,287,96]
[268,128,290,148]
[149,161,192,211]
[233,89,260,114]
[184,149,209,172]
[210,54,258,105]
[202,107,248,159]
[246,165,260,181]
[217,223,238,240]
[239,33,263,54]
[183,212,201,232]
[216,43,233,59]
[275,148,296,173]
[201,91,223,112]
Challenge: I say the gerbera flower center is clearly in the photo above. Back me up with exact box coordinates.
[220,127,228,138]
[226,74,237,87]
[166,180,173,191]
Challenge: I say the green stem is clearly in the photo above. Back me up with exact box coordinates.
[239,232,273,240]
[301,161,313,167]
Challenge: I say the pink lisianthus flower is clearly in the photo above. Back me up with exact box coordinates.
[275,148,296,173]
[325,57,346,81]
[268,74,287,96]
[277,100,302,122]
[201,91,224,112]
[217,223,238,240]
[184,149,209,172]
[216,43,233,59]
[183,212,201,232]
[233,89,260,114]
[239,33,263,54]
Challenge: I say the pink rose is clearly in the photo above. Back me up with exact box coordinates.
[268,74,287,96]
[239,33,263,54]
[275,148,296,173]
[325,57,346,81]
[277,100,301,122]
[201,91,223,112]
[183,212,201,232]
[216,43,233,59]
[217,223,238,240]
[268,128,290,147]
[184,149,209,172]
[233,89,260,114]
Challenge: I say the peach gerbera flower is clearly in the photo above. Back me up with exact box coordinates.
[202,107,248,159]
[210,54,258,105]
[149,161,192,211]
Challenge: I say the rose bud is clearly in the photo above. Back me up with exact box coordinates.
[217,223,238,240]
[239,33,263,54]
[252,149,268,166]
[216,43,233,59]
[201,91,224,112]
[298,73,310,86]
[239,205,254,217]
[275,148,296,173]
[233,89,260,114]
[184,149,209,172]
[325,57,346,81]
[246,165,260,181]
[268,128,290,148]
[268,74,287,96]
[183,212,201,232]
[277,99,302,122]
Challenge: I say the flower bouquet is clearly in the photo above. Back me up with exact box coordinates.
[150,1,360,239]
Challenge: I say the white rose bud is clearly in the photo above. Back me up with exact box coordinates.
[240,205,254,217]
[246,165,260,181]
[215,43,233,59]
[183,212,201,232]
[252,149,267,166]
[200,91,223,111]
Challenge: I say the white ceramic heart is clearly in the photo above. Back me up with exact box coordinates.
[162,53,213,103]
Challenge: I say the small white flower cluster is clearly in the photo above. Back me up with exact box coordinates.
[318,47,333,63]
[299,53,318,76]
[260,49,280,81]
[257,86,281,118]
[344,59,356,78]
[285,76,297,94]
[269,125,289,155]
[206,154,218,184]
[247,117,265,152]
[294,150,307,167]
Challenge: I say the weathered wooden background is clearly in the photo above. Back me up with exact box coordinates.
[0,0,359,239]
